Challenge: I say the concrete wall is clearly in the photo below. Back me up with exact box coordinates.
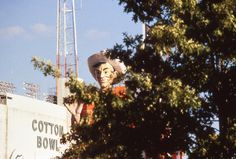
[0,102,7,159]
[0,93,71,159]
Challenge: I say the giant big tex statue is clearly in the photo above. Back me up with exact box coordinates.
[64,51,126,125]
[63,51,183,159]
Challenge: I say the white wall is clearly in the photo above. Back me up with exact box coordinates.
[0,93,71,159]
[0,103,7,159]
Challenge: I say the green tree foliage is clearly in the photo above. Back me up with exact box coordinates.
[113,0,236,158]
[32,0,236,158]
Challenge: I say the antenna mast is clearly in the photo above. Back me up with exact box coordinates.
[56,0,79,104]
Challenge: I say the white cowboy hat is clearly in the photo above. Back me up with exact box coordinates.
[87,51,126,84]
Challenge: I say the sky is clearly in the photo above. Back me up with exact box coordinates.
[0,0,142,98]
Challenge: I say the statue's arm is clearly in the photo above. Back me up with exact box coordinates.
[64,102,84,124]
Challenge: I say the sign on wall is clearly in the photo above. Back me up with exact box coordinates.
[0,93,71,159]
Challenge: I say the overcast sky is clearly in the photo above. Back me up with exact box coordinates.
[0,0,141,97]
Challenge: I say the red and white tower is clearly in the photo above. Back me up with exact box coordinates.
[56,0,79,105]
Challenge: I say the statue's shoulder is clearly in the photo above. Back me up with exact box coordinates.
[113,86,126,96]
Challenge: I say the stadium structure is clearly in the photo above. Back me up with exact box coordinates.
[0,0,79,158]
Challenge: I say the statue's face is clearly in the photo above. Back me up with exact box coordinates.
[94,62,116,91]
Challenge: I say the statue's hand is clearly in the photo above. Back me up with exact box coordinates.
[64,102,84,124]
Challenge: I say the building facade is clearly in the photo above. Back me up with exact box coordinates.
[0,93,71,159]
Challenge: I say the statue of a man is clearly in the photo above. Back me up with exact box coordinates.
[87,52,126,91]
[64,51,126,124]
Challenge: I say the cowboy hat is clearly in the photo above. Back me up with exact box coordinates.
[87,51,126,84]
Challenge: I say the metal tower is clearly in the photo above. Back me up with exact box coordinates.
[56,0,79,104]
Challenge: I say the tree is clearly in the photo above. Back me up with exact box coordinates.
[33,0,236,158]
[114,0,236,158]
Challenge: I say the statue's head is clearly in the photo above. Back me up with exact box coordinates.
[88,51,126,91]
